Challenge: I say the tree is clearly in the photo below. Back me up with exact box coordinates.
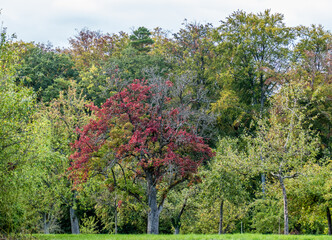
[68,28,129,70]
[288,163,332,234]
[162,183,197,234]
[24,112,64,234]
[167,21,218,125]
[17,43,79,102]
[171,21,215,89]
[249,79,320,234]
[70,79,213,234]
[27,82,91,234]
[107,47,169,83]
[200,137,251,234]
[0,76,35,234]
[77,64,118,106]
[215,10,294,113]
[130,27,154,53]
[0,25,37,234]
[293,25,331,155]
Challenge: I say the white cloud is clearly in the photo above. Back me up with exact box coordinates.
[0,0,331,47]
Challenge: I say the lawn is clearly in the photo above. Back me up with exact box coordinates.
[34,233,332,240]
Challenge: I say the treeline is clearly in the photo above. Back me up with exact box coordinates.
[0,9,331,237]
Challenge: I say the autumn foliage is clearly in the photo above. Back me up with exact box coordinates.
[69,79,213,186]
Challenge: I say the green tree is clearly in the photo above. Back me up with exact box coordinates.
[249,79,320,234]
[216,10,294,112]
[0,77,35,234]
[24,112,64,234]
[0,25,36,234]
[214,10,296,198]
[212,10,294,138]
[68,28,129,70]
[17,44,78,102]
[171,21,215,88]
[293,25,332,155]
[288,163,332,234]
[130,27,154,53]
[200,137,251,234]
[34,82,91,234]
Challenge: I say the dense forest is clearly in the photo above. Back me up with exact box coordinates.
[0,9,331,237]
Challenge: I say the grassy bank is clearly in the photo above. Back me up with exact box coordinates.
[34,233,332,240]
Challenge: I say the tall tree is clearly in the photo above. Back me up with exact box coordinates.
[70,79,213,234]
[248,78,320,234]
[215,9,294,113]
[200,137,251,234]
[0,24,37,234]
[68,28,129,70]
[0,76,35,234]
[215,10,295,193]
[36,82,90,234]
[171,21,215,89]
[293,25,332,155]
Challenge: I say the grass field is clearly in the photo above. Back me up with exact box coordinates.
[34,233,332,240]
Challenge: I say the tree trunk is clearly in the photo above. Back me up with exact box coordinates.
[147,176,162,234]
[218,199,224,234]
[327,206,332,235]
[259,72,266,196]
[261,156,266,194]
[43,213,50,234]
[259,73,265,114]
[70,206,80,234]
[114,197,118,234]
[279,176,289,235]
[172,196,187,234]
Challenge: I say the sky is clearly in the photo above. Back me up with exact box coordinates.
[1,0,331,48]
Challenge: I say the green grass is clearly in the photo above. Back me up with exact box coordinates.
[34,233,332,240]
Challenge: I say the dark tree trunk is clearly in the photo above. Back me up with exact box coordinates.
[218,199,224,234]
[279,176,289,235]
[259,73,265,114]
[70,206,80,234]
[261,173,266,194]
[327,206,332,235]
[172,196,188,234]
[147,176,162,234]
[114,197,118,234]
[261,155,266,195]
[43,213,50,234]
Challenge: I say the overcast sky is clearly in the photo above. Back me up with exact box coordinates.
[1,0,331,48]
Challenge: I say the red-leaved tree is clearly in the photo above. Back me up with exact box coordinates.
[69,79,213,234]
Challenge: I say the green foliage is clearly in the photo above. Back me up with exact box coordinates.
[0,74,36,233]
[130,27,154,52]
[292,25,331,155]
[250,193,283,234]
[108,46,169,81]
[213,9,295,136]
[17,44,78,102]
[288,163,332,234]
[68,28,129,70]
[80,214,99,234]
[0,26,20,75]
[171,21,215,87]
[249,79,320,177]
[35,233,332,240]
[1,10,331,236]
